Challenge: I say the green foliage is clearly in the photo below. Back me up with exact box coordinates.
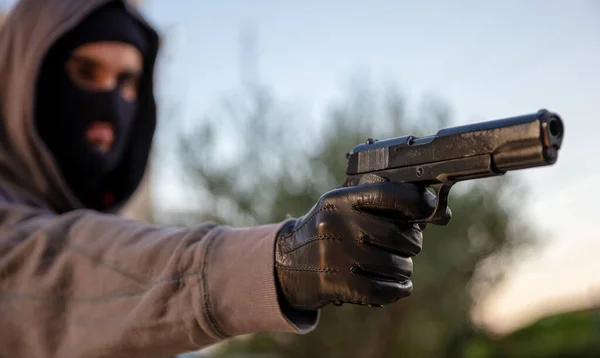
[463,311,600,358]
[173,75,540,357]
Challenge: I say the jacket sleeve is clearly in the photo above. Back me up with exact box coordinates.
[0,202,319,358]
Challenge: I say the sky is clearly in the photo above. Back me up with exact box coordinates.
[1,0,598,335]
[137,0,600,334]
[136,0,599,231]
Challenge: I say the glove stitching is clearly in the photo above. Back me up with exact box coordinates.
[275,263,338,273]
[352,201,407,212]
[282,234,343,254]
[280,204,336,238]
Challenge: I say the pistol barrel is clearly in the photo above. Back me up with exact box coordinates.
[345,109,564,181]
[492,110,563,171]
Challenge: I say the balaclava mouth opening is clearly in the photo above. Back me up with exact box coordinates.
[34,1,150,210]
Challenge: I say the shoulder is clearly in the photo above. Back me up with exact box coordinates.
[0,179,54,211]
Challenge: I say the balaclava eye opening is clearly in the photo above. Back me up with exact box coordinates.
[35,1,150,210]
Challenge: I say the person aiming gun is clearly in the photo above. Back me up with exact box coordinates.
[0,0,563,357]
[0,1,447,357]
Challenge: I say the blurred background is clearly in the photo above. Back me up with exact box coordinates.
[2,0,600,357]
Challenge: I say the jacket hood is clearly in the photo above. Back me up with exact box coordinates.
[0,0,160,213]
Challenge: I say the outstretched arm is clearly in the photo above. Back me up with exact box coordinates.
[0,202,318,358]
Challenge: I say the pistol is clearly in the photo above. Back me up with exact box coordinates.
[342,109,565,225]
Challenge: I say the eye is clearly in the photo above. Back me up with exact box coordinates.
[119,72,139,88]
[118,72,141,101]
[69,63,98,84]
[75,64,96,81]
[65,58,106,90]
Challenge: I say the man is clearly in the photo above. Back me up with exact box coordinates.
[0,0,450,357]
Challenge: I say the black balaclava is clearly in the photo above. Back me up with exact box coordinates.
[35,1,149,210]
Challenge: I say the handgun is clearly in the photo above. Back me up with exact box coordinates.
[342,109,565,225]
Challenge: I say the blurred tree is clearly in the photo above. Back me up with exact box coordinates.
[170,71,539,358]
[463,311,600,358]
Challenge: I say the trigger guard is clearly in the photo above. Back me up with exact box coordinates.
[414,181,454,226]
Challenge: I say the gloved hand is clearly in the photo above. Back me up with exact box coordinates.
[274,180,451,310]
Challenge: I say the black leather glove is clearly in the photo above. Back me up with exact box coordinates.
[274,180,451,310]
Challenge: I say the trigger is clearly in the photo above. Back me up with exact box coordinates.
[419,181,454,226]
